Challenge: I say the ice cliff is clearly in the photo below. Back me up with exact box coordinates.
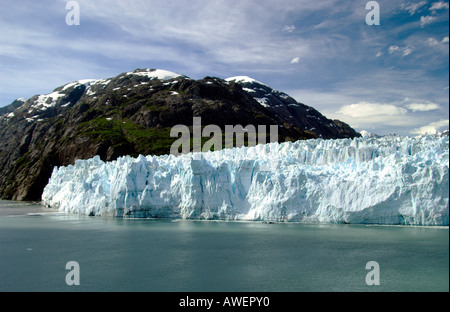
[42,134,449,225]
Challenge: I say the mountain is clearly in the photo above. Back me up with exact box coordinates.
[0,98,25,116]
[0,68,360,201]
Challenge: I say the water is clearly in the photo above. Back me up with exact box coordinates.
[0,201,448,292]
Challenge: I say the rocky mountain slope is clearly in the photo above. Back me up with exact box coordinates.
[0,68,359,201]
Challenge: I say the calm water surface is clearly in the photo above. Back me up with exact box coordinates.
[0,201,448,292]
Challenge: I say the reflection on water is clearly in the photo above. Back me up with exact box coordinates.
[0,201,448,292]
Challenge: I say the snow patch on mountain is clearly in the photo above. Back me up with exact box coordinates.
[226,76,267,86]
[127,69,183,81]
[255,97,270,107]
[62,79,99,91]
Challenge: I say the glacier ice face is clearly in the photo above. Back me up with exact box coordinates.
[42,134,449,225]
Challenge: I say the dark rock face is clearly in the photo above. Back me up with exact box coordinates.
[0,69,360,201]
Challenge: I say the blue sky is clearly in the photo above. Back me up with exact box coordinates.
[0,0,448,135]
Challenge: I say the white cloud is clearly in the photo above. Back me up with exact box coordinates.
[411,119,449,135]
[405,102,440,112]
[401,46,414,56]
[282,25,296,33]
[290,57,300,64]
[420,15,436,27]
[329,102,413,128]
[424,37,449,52]
[388,45,400,54]
[388,45,414,56]
[427,37,441,46]
[400,1,427,15]
[429,1,450,11]
[336,102,408,119]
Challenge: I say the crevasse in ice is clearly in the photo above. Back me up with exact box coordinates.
[42,134,449,225]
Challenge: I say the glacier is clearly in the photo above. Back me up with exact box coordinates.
[42,134,449,226]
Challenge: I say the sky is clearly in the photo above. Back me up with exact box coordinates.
[0,0,448,136]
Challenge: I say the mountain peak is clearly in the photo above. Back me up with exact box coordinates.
[60,79,102,91]
[225,76,266,86]
[125,68,185,81]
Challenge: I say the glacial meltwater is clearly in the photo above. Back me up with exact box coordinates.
[0,200,448,292]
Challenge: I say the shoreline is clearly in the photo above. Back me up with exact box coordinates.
[0,200,58,216]
[1,200,448,229]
